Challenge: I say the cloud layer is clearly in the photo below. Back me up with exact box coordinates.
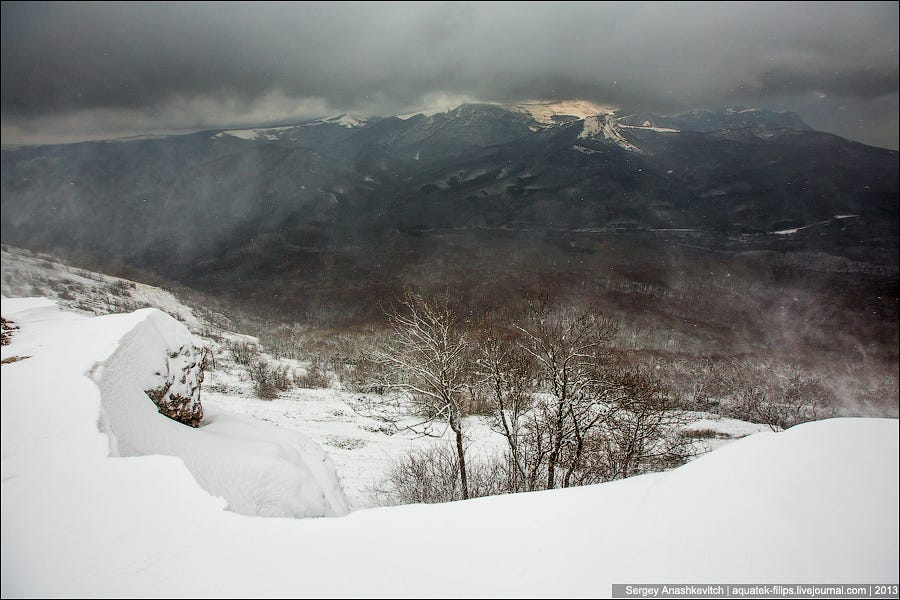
[2,1,897,148]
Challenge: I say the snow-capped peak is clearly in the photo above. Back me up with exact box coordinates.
[214,125,299,141]
[506,99,618,126]
[578,114,641,152]
[211,113,367,140]
[321,114,367,128]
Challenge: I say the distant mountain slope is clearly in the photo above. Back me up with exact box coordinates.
[617,107,812,132]
[1,100,897,300]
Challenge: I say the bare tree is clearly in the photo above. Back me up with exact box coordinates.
[589,369,694,482]
[513,293,620,489]
[227,340,259,366]
[368,293,474,499]
[728,360,838,431]
[368,293,709,503]
[475,324,539,492]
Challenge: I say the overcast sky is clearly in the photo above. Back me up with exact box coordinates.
[2,1,897,148]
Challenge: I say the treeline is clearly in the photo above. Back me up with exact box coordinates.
[352,291,695,502]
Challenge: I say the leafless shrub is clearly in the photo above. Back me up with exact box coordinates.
[200,344,217,371]
[584,369,695,482]
[340,354,385,393]
[227,341,260,366]
[247,358,292,399]
[680,428,729,440]
[56,286,78,300]
[106,280,135,297]
[78,270,102,281]
[371,445,507,505]
[336,331,393,393]
[725,360,838,431]
[262,327,304,361]
[296,358,330,388]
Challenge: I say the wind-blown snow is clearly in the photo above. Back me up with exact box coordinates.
[2,295,896,596]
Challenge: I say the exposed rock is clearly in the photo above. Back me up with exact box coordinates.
[2,355,30,365]
[1,317,19,346]
[145,344,207,427]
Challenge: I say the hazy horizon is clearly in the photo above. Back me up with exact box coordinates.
[2,1,897,149]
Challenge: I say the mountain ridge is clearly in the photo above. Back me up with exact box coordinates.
[1,99,896,328]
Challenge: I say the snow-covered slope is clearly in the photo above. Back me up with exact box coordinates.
[215,125,301,140]
[0,244,200,327]
[0,246,510,510]
[496,99,679,151]
[0,246,832,512]
[578,114,642,152]
[506,99,617,125]
[214,114,368,140]
[2,296,897,596]
[1,298,348,521]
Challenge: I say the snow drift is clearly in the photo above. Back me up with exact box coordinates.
[0,298,348,521]
[2,298,897,597]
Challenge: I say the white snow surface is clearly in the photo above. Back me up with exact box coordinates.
[0,246,505,510]
[214,114,365,140]
[620,124,681,133]
[507,99,617,125]
[216,125,299,140]
[1,245,200,327]
[572,144,602,155]
[1,298,348,524]
[578,115,642,152]
[322,114,366,128]
[2,296,897,596]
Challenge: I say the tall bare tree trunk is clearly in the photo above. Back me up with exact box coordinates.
[452,419,469,500]
[546,398,565,489]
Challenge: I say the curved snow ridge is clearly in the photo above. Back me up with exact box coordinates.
[1,299,348,521]
[1,298,162,469]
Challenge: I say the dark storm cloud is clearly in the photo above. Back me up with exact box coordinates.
[2,1,898,148]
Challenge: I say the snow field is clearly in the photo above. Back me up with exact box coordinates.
[1,298,348,520]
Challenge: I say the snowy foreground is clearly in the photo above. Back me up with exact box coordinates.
[0,244,771,510]
[2,297,898,597]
